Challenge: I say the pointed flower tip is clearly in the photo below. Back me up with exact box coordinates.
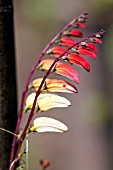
[31,117,69,133]
[46,49,52,55]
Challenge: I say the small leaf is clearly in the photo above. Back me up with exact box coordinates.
[30,117,69,133]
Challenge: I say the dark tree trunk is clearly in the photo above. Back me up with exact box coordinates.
[0,0,17,169]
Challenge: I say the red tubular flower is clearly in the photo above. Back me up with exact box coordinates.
[81,42,97,52]
[63,30,83,38]
[73,23,86,28]
[92,38,102,44]
[46,46,66,57]
[39,59,79,84]
[67,54,90,72]
[75,47,96,59]
[58,37,75,47]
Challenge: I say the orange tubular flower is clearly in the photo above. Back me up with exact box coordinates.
[55,63,79,83]
[38,59,79,84]
[31,78,78,93]
[67,54,90,72]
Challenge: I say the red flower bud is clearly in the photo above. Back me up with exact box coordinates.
[81,42,97,52]
[93,38,102,44]
[73,23,86,28]
[59,37,75,47]
[47,47,65,57]
[75,47,96,59]
[40,160,50,169]
[63,30,83,38]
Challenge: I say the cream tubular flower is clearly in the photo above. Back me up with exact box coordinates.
[30,117,68,133]
[25,92,71,112]
[31,78,78,93]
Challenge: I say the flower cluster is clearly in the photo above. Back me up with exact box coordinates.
[10,12,105,170]
[25,12,104,133]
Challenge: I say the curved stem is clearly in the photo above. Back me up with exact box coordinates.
[10,12,86,165]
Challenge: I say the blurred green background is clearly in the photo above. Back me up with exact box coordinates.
[14,0,113,170]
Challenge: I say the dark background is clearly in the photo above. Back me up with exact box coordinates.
[14,0,113,170]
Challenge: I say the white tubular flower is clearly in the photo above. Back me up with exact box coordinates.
[30,117,68,133]
[25,92,71,112]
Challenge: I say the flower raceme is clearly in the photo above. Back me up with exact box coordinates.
[25,92,71,112]
[10,13,105,170]
[30,78,78,93]
[30,117,68,133]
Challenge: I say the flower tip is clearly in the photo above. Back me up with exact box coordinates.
[46,49,52,55]
[36,65,41,70]
[23,106,29,113]
[75,78,79,84]
[30,126,36,132]
[28,83,33,89]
